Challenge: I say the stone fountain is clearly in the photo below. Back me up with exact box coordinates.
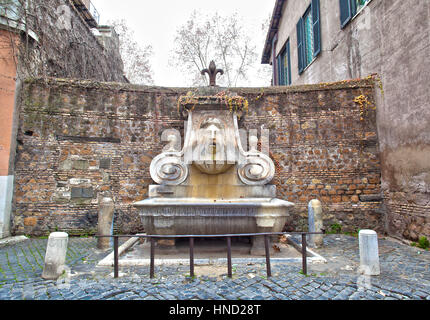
[134,64,294,255]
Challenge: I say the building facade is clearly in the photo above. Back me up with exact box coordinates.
[262,0,430,240]
[0,0,125,238]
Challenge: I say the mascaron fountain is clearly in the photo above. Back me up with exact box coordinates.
[134,63,294,254]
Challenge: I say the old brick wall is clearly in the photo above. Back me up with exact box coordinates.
[12,77,382,236]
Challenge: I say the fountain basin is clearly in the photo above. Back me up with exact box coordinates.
[134,198,294,235]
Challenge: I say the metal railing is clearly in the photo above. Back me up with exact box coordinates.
[71,0,99,27]
[0,0,22,21]
[97,231,325,279]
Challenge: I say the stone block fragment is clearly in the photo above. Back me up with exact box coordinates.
[359,229,380,276]
[308,199,324,248]
[97,197,114,249]
[41,232,68,280]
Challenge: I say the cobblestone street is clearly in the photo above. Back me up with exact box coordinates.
[0,235,429,301]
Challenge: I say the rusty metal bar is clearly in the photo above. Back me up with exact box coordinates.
[189,237,194,278]
[301,233,307,275]
[227,236,232,278]
[150,237,155,279]
[264,234,272,277]
[94,231,327,279]
[96,231,324,239]
[113,236,119,279]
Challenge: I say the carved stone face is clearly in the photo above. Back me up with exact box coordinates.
[193,117,234,175]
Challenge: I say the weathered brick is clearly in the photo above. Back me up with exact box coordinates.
[12,78,384,236]
[24,217,37,227]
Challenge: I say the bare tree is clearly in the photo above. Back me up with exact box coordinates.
[171,11,258,87]
[255,14,273,86]
[109,19,154,85]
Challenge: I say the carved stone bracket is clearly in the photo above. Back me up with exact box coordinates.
[149,152,188,185]
[234,118,275,186]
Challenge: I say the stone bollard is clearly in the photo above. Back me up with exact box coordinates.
[308,199,324,248]
[97,197,115,250]
[359,229,380,276]
[41,232,68,280]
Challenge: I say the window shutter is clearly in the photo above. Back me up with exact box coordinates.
[297,17,305,74]
[286,41,292,85]
[350,0,357,17]
[339,0,352,28]
[312,0,321,57]
[277,54,283,85]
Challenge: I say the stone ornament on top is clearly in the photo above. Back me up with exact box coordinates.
[149,92,275,186]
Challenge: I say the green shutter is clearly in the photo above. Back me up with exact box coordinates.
[350,0,358,16]
[277,55,284,85]
[286,40,292,85]
[297,18,305,74]
[339,0,352,28]
[312,0,321,57]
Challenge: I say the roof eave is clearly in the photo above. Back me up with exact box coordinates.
[261,0,286,64]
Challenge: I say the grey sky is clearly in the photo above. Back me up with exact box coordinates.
[91,0,275,87]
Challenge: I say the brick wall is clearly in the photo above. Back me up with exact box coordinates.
[12,77,382,236]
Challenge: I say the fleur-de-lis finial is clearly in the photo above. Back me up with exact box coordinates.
[201,61,224,86]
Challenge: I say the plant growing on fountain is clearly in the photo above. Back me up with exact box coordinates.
[177,90,249,116]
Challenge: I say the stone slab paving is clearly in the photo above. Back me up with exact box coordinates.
[0,235,429,300]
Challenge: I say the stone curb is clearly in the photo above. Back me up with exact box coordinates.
[0,235,28,248]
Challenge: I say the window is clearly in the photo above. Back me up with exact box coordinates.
[296,0,321,74]
[277,40,292,86]
[340,0,370,28]
[0,0,23,21]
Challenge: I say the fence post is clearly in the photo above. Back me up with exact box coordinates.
[264,234,272,277]
[113,236,119,278]
[189,237,194,278]
[150,237,155,278]
[301,233,307,275]
[227,237,232,278]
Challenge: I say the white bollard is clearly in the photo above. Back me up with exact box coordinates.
[359,229,380,276]
[97,197,115,250]
[41,232,68,280]
[308,199,324,248]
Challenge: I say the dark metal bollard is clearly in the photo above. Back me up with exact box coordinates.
[264,235,272,277]
[150,237,155,278]
[227,237,232,278]
[113,236,119,279]
[189,237,194,278]
[301,233,307,275]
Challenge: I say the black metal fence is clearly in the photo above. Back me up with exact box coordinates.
[96,231,325,279]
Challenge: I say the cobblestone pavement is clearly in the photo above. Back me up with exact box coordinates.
[0,235,429,300]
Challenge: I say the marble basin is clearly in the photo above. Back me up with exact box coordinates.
[134,197,294,236]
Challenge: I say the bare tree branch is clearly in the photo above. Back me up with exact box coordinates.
[170,10,258,87]
[109,19,154,85]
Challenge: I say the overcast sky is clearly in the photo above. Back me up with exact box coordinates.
[91,0,276,87]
